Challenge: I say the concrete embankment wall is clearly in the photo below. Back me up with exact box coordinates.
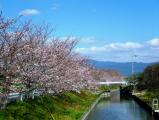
[132,95,159,120]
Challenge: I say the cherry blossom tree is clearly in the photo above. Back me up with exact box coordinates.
[0,13,97,98]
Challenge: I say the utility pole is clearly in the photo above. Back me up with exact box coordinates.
[132,55,137,93]
[132,60,134,75]
[131,54,137,75]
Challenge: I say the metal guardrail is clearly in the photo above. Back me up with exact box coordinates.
[0,89,44,109]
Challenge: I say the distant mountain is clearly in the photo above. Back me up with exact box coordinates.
[88,60,151,76]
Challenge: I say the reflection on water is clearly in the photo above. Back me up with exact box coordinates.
[86,91,153,120]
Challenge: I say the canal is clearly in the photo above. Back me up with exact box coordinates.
[86,91,154,120]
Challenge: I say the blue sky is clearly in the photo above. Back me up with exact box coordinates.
[1,0,159,62]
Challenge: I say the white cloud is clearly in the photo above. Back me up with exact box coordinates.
[147,38,159,46]
[74,39,159,62]
[75,42,143,53]
[75,46,105,53]
[79,37,97,44]
[106,42,143,50]
[75,48,87,52]
[59,36,78,41]
[19,9,40,16]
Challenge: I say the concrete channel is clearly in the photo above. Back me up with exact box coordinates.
[79,92,110,120]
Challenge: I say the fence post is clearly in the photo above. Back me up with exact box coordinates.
[32,90,35,99]
[20,94,23,101]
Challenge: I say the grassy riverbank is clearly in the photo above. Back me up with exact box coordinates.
[0,91,98,120]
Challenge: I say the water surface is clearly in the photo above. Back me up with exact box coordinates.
[86,91,153,120]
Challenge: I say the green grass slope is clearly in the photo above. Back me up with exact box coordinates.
[0,91,97,120]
